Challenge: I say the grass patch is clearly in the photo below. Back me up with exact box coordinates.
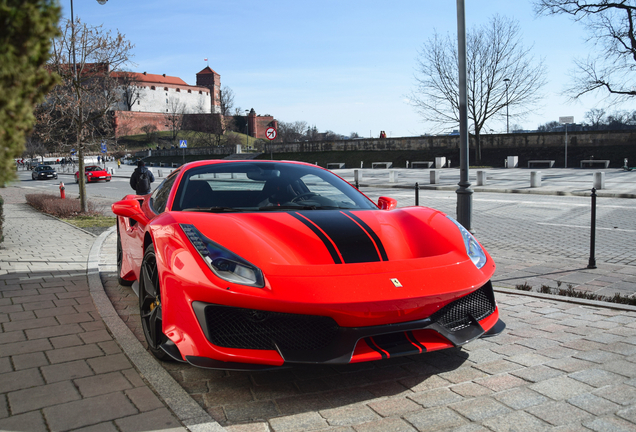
[515,282,636,306]
[63,215,116,229]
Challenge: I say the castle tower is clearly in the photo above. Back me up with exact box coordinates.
[196,66,221,114]
[248,108,257,138]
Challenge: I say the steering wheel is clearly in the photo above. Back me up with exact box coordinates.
[291,192,319,202]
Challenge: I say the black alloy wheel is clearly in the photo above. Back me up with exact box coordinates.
[139,244,171,361]
[116,229,134,287]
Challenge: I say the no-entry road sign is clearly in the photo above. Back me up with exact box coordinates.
[266,127,277,141]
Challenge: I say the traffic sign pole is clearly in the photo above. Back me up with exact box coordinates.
[179,140,188,165]
[265,127,277,160]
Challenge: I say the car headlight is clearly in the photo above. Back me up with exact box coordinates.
[180,224,265,288]
[446,216,487,269]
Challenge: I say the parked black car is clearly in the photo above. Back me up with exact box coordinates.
[32,165,58,180]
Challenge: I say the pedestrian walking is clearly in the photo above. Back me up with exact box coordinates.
[117,159,121,168]
[129,160,155,195]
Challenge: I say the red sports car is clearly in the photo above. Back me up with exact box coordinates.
[75,165,112,183]
[113,160,504,370]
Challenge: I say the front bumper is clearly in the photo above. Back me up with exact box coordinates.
[164,281,505,370]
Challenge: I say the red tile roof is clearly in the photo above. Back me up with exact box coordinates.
[112,71,188,86]
[197,66,219,75]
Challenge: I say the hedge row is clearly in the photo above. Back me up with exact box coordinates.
[25,194,99,218]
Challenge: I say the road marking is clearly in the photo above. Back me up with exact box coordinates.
[538,222,636,233]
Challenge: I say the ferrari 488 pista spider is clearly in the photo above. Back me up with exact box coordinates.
[113,160,504,370]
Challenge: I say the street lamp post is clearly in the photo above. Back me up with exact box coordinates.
[504,78,510,134]
[455,0,473,231]
[245,109,250,151]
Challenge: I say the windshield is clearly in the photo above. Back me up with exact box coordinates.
[171,162,377,212]
[86,166,101,172]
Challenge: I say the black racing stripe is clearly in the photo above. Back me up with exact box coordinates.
[372,333,424,357]
[300,212,380,264]
[364,337,388,359]
[343,211,389,261]
[290,212,342,264]
[406,331,427,353]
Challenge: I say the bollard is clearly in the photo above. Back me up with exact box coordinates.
[415,182,419,206]
[59,182,65,199]
[406,160,409,168]
[430,170,440,184]
[389,170,398,183]
[593,172,605,189]
[530,171,541,187]
[476,170,486,186]
[354,169,360,189]
[361,161,364,169]
[158,169,163,178]
[588,188,597,269]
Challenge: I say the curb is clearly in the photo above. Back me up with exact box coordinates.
[493,286,636,312]
[87,227,226,432]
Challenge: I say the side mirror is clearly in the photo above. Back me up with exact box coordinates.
[112,198,150,225]
[378,196,397,210]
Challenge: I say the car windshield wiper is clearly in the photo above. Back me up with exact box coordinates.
[258,205,317,211]
[182,206,244,213]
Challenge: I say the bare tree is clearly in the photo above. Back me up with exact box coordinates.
[219,85,235,116]
[165,96,186,143]
[585,108,607,128]
[22,137,47,163]
[117,71,142,110]
[411,15,547,162]
[46,18,134,211]
[277,121,308,142]
[184,115,224,147]
[141,124,157,142]
[534,1,636,101]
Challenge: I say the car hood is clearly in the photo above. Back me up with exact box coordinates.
[157,207,481,276]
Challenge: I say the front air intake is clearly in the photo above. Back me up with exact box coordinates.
[429,282,496,332]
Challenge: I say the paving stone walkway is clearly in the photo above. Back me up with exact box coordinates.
[3,182,636,432]
[0,188,186,432]
[100,230,636,431]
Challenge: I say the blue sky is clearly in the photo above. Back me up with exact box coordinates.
[64,0,622,137]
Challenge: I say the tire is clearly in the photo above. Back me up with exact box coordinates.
[116,230,134,287]
[139,244,171,361]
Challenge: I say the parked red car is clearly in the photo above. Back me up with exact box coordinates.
[113,160,504,370]
[75,165,112,183]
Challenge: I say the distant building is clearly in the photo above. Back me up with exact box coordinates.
[109,65,277,140]
[111,71,212,114]
[195,66,221,114]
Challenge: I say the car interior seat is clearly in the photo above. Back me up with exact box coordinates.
[181,180,215,209]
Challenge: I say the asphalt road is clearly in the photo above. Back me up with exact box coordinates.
[14,168,636,266]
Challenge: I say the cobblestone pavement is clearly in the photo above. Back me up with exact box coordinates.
[100,230,636,431]
[4,170,636,432]
[0,187,186,432]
